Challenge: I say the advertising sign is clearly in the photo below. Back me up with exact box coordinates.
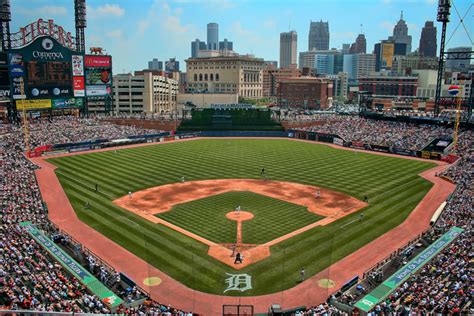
[381,42,394,68]
[73,76,85,97]
[8,53,25,77]
[72,55,84,76]
[84,55,111,68]
[52,97,84,109]
[16,99,52,110]
[86,85,111,97]
[85,67,111,85]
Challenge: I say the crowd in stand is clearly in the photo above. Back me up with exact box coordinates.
[0,117,188,314]
[298,116,454,150]
[1,115,472,315]
[21,116,165,149]
[326,130,473,315]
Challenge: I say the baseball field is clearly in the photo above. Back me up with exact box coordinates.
[47,138,435,295]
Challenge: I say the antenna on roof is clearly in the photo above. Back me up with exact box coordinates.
[360,24,363,34]
[400,10,403,20]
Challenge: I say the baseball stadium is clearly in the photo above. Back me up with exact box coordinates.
[1,0,473,316]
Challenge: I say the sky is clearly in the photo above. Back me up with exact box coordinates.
[11,0,473,73]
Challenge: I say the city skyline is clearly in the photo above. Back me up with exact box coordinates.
[10,0,473,72]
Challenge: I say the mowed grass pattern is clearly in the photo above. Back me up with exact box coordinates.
[48,139,435,295]
[158,191,324,244]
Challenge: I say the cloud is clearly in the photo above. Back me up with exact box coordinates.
[16,5,67,17]
[106,29,124,39]
[88,4,125,18]
[263,19,276,30]
[381,21,393,32]
[38,5,68,16]
[137,0,195,37]
[171,0,237,9]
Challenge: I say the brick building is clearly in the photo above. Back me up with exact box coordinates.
[277,77,333,109]
[358,74,417,99]
[262,65,301,97]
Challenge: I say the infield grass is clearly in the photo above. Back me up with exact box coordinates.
[157,191,324,244]
[48,139,435,295]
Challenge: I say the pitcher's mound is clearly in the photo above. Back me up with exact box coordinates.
[226,211,254,221]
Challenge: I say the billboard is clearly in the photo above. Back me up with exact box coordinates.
[52,97,84,109]
[16,99,52,110]
[84,55,111,68]
[85,67,111,85]
[0,52,10,99]
[381,43,394,69]
[84,55,112,98]
[72,55,84,76]
[86,85,111,97]
[73,76,85,97]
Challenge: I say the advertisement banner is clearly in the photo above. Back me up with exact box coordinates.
[85,55,111,68]
[333,138,344,146]
[8,53,25,77]
[390,147,417,157]
[11,77,24,100]
[72,55,84,76]
[85,67,111,85]
[86,85,111,97]
[73,76,85,97]
[52,97,84,109]
[20,222,124,309]
[370,144,390,153]
[351,141,365,149]
[0,67,10,98]
[16,99,52,110]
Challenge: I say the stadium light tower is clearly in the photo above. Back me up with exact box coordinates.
[0,0,11,51]
[434,0,451,116]
[74,0,86,53]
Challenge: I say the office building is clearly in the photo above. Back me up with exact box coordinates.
[342,44,351,54]
[148,58,163,71]
[308,20,330,51]
[419,21,437,57]
[343,53,376,80]
[388,11,412,54]
[350,34,366,54]
[113,71,178,114]
[280,31,298,69]
[264,60,278,68]
[207,23,219,50]
[445,47,472,72]
[391,55,438,75]
[298,49,340,70]
[263,65,301,97]
[165,58,180,72]
[359,73,418,99]
[219,39,233,51]
[374,40,407,71]
[191,39,207,58]
[277,77,333,109]
[186,55,265,99]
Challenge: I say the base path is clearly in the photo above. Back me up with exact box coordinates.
[30,137,456,315]
[114,179,366,268]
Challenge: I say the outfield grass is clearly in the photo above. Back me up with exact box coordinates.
[158,191,324,244]
[48,139,435,295]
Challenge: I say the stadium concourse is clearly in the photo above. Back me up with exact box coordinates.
[0,115,471,315]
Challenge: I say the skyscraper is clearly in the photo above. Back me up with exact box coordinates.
[280,31,297,69]
[419,21,437,57]
[388,11,412,54]
[349,34,366,54]
[308,20,329,51]
[207,23,219,50]
[165,58,180,72]
[148,58,163,71]
[219,38,233,51]
[191,39,207,58]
